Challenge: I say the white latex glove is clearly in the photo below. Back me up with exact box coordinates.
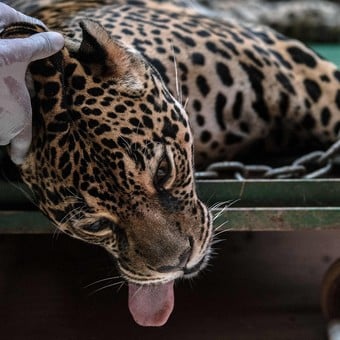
[0,3,64,164]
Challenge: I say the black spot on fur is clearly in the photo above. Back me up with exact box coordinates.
[303,79,321,103]
[320,74,330,82]
[142,115,154,129]
[279,92,289,117]
[336,90,340,109]
[30,62,57,77]
[71,76,86,90]
[191,52,205,66]
[94,124,111,135]
[102,138,117,149]
[232,91,243,119]
[62,163,72,178]
[196,75,210,97]
[244,49,263,67]
[59,151,70,169]
[172,31,196,47]
[321,107,331,126]
[196,30,211,37]
[301,113,316,129]
[148,58,169,84]
[44,81,60,97]
[162,116,179,139]
[334,121,340,136]
[196,114,205,126]
[276,73,296,95]
[269,50,293,69]
[334,70,340,82]
[121,127,132,135]
[220,41,239,56]
[251,30,275,44]
[215,93,227,130]
[115,105,127,113]
[87,87,104,96]
[216,62,233,86]
[200,130,212,143]
[240,62,270,122]
[240,122,250,133]
[193,100,202,112]
[206,42,231,59]
[41,98,58,113]
[74,95,85,105]
[140,103,152,115]
[286,46,317,68]
[225,132,243,144]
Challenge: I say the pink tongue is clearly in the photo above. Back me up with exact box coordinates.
[128,281,174,327]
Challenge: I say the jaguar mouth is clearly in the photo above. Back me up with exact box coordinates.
[183,255,208,278]
[126,254,210,327]
[128,280,175,327]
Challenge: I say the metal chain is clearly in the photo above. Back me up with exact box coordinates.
[195,139,340,180]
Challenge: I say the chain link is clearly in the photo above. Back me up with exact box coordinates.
[195,139,340,180]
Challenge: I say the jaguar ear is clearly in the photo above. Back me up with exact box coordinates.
[74,19,145,94]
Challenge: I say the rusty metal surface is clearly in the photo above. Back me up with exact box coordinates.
[213,207,340,231]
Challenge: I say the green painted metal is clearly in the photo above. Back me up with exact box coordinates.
[0,181,34,206]
[213,207,340,231]
[0,211,54,234]
[0,179,339,233]
[199,179,340,231]
[311,44,340,67]
[196,179,340,207]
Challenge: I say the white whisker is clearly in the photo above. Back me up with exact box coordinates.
[84,275,122,288]
[59,204,85,226]
[52,203,86,240]
[214,228,230,238]
[116,281,126,292]
[170,42,181,103]
[211,238,227,246]
[215,219,230,231]
[183,96,190,110]
[89,280,125,296]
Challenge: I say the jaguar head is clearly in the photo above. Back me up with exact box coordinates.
[1,20,213,326]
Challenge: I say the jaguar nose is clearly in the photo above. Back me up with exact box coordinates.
[156,248,192,273]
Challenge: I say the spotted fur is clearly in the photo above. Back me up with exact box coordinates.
[2,0,340,284]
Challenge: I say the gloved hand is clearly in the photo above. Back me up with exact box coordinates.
[0,3,64,164]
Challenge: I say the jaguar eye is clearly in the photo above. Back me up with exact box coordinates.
[84,218,116,233]
[154,153,172,189]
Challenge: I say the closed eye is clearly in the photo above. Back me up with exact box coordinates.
[83,218,116,233]
[153,152,172,189]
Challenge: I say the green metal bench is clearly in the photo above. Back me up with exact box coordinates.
[0,44,340,234]
[1,178,340,232]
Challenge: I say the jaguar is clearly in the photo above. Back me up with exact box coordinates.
[2,0,340,327]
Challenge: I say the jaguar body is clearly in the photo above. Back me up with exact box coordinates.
[2,0,340,326]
